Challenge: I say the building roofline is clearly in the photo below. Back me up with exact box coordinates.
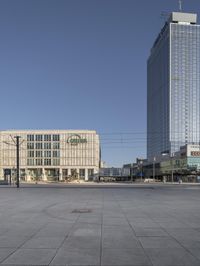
[0,129,98,134]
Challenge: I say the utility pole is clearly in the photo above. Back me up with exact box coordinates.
[171,156,174,183]
[140,161,143,182]
[14,136,21,188]
[130,164,133,182]
[3,135,23,188]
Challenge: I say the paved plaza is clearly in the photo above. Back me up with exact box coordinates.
[0,184,200,265]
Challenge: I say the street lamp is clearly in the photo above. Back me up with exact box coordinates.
[130,163,133,182]
[153,157,156,180]
[3,136,22,188]
[171,156,174,183]
[140,161,143,182]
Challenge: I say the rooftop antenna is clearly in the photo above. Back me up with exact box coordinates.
[179,0,183,12]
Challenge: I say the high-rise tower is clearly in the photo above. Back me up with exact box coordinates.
[147,12,200,161]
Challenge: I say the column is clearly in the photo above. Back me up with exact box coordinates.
[68,168,71,177]
[25,169,31,182]
[59,168,63,181]
[77,168,80,181]
[85,169,88,181]
[42,168,47,181]
[0,168,3,180]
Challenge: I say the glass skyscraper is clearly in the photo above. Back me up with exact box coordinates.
[147,12,200,161]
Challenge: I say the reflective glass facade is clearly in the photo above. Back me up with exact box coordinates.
[170,23,200,153]
[147,23,170,161]
[147,13,200,161]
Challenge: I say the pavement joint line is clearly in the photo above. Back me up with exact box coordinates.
[99,190,104,266]
[47,200,85,266]
[0,220,49,264]
[116,195,154,266]
[160,225,200,263]
[152,214,200,261]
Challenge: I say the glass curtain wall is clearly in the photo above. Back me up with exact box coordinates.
[170,23,200,154]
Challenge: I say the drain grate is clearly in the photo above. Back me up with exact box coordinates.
[72,208,92,213]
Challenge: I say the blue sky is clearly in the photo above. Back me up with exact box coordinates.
[0,0,199,166]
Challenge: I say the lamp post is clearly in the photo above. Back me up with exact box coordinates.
[140,161,143,182]
[130,163,133,182]
[14,136,21,188]
[153,157,156,180]
[170,156,174,183]
[3,136,22,188]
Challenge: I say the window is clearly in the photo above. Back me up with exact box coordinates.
[27,135,34,141]
[36,151,42,157]
[35,135,43,141]
[27,159,34,166]
[27,143,34,149]
[44,151,51,157]
[53,151,60,157]
[44,143,51,149]
[53,159,60,166]
[88,169,94,177]
[62,169,68,177]
[28,151,34,157]
[53,142,60,149]
[35,143,43,149]
[53,135,60,141]
[44,159,51,165]
[79,169,85,178]
[35,159,42,166]
[44,135,51,141]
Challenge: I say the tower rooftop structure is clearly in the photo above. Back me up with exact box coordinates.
[169,12,197,24]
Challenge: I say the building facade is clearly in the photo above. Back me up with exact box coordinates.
[147,12,200,162]
[143,144,200,182]
[0,130,100,181]
[158,144,200,182]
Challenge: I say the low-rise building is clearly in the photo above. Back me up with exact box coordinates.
[0,130,100,181]
[144,144,200,182]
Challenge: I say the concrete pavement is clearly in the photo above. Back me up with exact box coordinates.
[0,184,199,265]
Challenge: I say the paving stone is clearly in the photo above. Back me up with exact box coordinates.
[145,248,200,266]
[179,240,200,248]
[71,223,101,237]
[133,227,169,237]
[77,215,102,225]
[2,248,57,265]
[102,228,140,249]
[129,218,160,228]
[103,217,129,226]
[187,248,200,260]
[0,236,28,248]
[3,228,39,237]
[34,225,73,237]
[50,248,100,265]
[21,236,65,249]
[103,237,141,249]
[139,236,182,248]
[0,249,15,264]
[62,235,101,249]
[101,248,151,266]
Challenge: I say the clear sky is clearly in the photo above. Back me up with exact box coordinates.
[0,0,199,166]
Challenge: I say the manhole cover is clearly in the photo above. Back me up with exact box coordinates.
[72,209,92,213]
